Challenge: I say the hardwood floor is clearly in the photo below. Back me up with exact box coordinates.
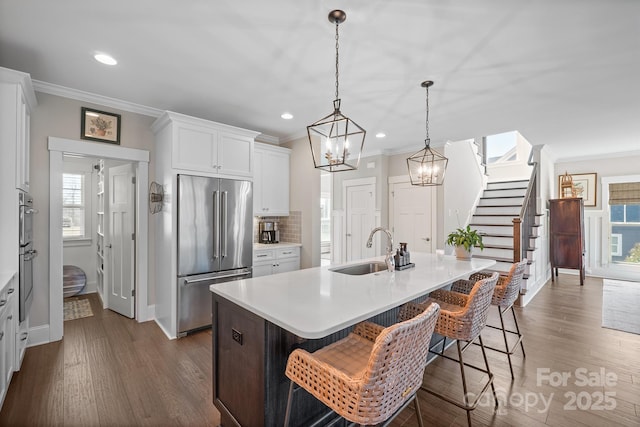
[0,293,219,426]
[1,275,639,426]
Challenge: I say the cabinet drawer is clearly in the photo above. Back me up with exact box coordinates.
[276,247,299,259]
[253,250,275,262]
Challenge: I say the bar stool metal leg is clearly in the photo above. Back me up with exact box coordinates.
[283,380,294,427]
[498,307,515,380]
[512,305,526,357]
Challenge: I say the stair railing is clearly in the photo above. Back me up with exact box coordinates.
[512,154,538,263]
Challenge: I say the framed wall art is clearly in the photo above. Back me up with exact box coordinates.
[81,107,121,144]
[559,172,597,206]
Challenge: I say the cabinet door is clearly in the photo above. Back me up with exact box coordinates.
[275,258,299,275]
[253,149,265,215]
[263,150,289,216]
[15,93,30,192]
[218,133,253,177]
[252,263,274,278]
[172,125,219,173]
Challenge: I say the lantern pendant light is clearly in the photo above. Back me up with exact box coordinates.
[407,80,448,186]
[307,10,366,172]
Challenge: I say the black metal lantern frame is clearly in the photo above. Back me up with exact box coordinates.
[308,10,366,173]
[407,80,448,186]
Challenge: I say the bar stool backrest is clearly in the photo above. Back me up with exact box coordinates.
[358,302,440,422]
[462,272,499,340]
[493,259,527,308]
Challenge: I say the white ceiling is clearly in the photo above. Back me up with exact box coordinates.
[1,0,639,160]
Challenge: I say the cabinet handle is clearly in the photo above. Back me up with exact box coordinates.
[282,251,292,255]
[8,315,12,320]
[8,288,14,294]
[0,299,6,307]
[0,332,3,341]
[257,254,268,258]
[21,332,28,341]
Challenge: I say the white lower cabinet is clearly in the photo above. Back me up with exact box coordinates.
[0,276,17,408]
[253,247,300,278]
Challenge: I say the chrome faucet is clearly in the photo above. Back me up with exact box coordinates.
[366,227,395,272]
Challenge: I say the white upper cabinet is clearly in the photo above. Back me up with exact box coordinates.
[152,111,259,178]
[0,67,36,193]
[253,143,290,216]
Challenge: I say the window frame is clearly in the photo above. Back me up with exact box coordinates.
[62,171,92,242]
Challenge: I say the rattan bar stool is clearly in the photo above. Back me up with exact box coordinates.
[283,302,440,427]
[450,259,527,380]
[399,272,499,427]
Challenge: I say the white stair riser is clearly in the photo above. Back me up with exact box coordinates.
[478,197,525,206]
[480,247,514,259]
[475,206,521,215]
[472,215,514,225]
[473,225,514,235]
[483,236,514,246]
[483,188,527,198]
[486,181,529,190]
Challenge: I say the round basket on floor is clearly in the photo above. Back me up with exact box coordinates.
[63,265,86,298]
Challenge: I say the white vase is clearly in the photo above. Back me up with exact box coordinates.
[454,246,472,260]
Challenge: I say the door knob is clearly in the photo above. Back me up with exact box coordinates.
[346,233,352,237]
[106,244,113,248]
[421,237,431,242]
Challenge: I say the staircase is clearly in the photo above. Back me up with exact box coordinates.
[469,179,539,285]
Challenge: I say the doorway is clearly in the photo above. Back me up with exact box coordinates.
[389,177,437,254]
[343,177,377,262]
[49,137,149,342]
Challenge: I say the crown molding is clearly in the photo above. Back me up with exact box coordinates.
[255,133,280,145]
[554,149,640,164]
[32,80,163,118]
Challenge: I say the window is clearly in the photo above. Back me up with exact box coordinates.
[484,131,518,165]
[609,186,640,264]
[62,173,87,239]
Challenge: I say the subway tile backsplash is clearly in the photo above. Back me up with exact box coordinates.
[254,211,302,244]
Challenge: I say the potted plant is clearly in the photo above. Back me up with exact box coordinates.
[446,225,484,260]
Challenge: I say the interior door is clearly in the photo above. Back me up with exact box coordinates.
[390,181,435,253]
[345,182,375,262]
[107,163,135,318]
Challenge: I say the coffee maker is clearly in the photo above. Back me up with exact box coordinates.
[259,221,279,244]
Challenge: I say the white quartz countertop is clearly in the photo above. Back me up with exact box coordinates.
[253,242,302,250]
[210,253,495,339]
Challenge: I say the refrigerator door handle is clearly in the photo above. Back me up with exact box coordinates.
[184,270,252,284]
[213,191,219,259]
[222,191,228,258]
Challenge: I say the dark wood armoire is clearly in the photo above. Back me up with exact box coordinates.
[549,198,585,285]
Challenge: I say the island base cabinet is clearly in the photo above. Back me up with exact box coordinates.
[212,295,352,427]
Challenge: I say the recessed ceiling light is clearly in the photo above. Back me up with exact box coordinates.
[281,112,293,120]
[375,132,386,138]
[94,53,117,66]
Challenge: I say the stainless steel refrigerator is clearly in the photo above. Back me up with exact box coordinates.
[177,174,253,335]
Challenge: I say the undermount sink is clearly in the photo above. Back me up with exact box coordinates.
[330,261,388,276]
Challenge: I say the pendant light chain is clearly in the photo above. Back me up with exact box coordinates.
[334,21,340,101]
[424,84,430,147]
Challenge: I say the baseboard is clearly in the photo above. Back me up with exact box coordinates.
[141,304,155,322]
[27,324,51,347]
[518,272,551,307]
[155,318,176,340]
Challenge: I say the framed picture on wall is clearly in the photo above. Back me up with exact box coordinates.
[81,107,121,144]
[559,172,597,206]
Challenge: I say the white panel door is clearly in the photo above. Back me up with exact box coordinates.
[390,181,435,253]
[345,183,375,262]
[107,163,135,318]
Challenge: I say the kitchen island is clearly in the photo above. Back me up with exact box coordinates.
[210,253,495,427]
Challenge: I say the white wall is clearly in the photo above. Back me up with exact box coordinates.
[29,92,157,329]
[282,136,321,269]
[443,139,486,248]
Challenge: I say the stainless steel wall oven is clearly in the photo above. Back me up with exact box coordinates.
[18,192,36,322]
